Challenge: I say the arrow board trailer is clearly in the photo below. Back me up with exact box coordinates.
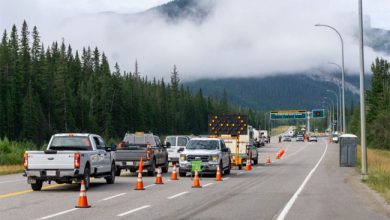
[208,115,258,169]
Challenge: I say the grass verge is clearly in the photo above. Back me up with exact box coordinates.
[357,146,390,204]
[0,165,24,175]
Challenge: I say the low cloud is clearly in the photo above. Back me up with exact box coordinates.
[1,0,389,80]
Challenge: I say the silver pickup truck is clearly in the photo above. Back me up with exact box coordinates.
[116,133,169,176]
[23,133,116,191]
[179,138,231,177]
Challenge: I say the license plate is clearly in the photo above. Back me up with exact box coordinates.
[126,161,134,166]
[46,170,56,176]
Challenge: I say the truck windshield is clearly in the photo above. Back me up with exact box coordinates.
[49,136,92,151]
[186,140,219,150]
[166,136,177,146]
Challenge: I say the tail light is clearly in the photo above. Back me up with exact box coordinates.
[23,153,28,169]
[74,153,80,169]
[146,145,152,160]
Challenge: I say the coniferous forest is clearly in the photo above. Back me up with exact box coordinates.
[0,21,246,143]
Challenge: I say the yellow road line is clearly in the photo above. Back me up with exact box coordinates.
[0,184,64,199]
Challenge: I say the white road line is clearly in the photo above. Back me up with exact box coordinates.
[144,184,156,188]
[0,179,24,184]
[167,179,172,182]
[167,191,189,199]
[236,172,244,176]
[203,183,214,188]
[276,143,329,220]
[101,193,126,201]
[39,208,78,219]
[222,177,230,181]
[117,205,151,217]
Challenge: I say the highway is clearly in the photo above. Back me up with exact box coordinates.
[1,138,389,220]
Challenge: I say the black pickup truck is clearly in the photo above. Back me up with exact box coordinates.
[115,133,170,176]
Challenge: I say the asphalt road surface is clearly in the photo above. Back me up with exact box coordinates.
[1,138,389,220]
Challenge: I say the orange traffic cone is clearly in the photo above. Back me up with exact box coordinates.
[276,149,282,160]
[266,155,271,165]
[75,180,91,208]
[215,165,222,181]
[245,157,252,171]
[192,170,202,188]
[171,164,178,180]
[155,167,163,184]
[135,158,145,190]
[280,149,285,158]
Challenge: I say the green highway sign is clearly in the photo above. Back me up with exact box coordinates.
[312,109,325,118]
[270,110,307,120]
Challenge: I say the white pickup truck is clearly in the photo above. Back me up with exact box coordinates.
[23,133,117,191]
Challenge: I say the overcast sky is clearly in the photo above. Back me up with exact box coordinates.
[1,0,389,80]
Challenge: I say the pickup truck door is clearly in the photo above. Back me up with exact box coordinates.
[98,136,111,172]
[220,140,229,167]
[154,137,164,164]
[91,136,105,173]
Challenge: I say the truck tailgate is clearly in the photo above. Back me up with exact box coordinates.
[116,149,146,162]
[27,151,75,170]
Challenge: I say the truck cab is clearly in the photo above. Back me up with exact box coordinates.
[179,138,231,176]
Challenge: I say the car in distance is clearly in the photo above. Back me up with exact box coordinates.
[164,135,190,163]
[296,134,304,142]
[282,135,291,142]
[179,138,231,177]
[309,135,318,142]
[116,132,169,176]
[24,133,117,190]
[332,133,339,143]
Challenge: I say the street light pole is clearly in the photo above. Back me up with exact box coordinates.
[316,24,346,133]
[358,0,368,180]
[323,101,333,132]
[326,90,339,132]
[324,98,335,131]
[329,62,344,132]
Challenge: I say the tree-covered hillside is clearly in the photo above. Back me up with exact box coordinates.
[185,74,366,111]
[0,22,237,143]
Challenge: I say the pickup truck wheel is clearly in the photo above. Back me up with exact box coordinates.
[224,159,231,175]
[147,160,156,177]
[115,166,121,176]
[179,171,186,177]
[31,180,43,191]
[84,166,91,190]
[238,165,242,170]
[253,156,258,165]
[105,164,116,184]
[161,159,169,173]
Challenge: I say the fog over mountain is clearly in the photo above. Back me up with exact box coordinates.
[1,0,390,80]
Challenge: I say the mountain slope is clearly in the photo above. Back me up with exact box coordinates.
[185,74,369,111]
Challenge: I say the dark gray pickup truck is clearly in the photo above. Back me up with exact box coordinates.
[115,133,170,176]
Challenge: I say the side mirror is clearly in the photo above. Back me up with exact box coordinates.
[177,147,184,153]
[164,142,171,148]
[106,144,117,152]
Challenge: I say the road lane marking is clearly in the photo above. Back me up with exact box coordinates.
[117,205,151,217]
[222,177,230,181]
[101,193,126,201]
[144,184,156,189]
[203,183,213,187]
[0,184,64,199]
[276,143,328,220]
[236,172,244,176]
[0,179,25,184]
[167,191,189,199]
[39,208,78,219]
